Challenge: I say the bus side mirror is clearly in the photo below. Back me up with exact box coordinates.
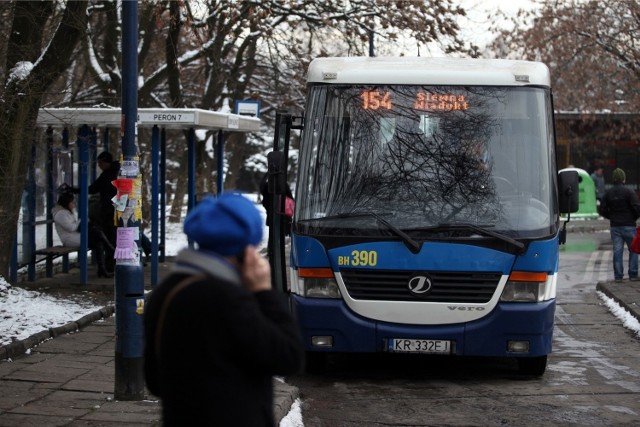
[558,170,579,214]
[267,151,287,195]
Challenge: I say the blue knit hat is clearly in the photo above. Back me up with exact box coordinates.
[183,193,263,256]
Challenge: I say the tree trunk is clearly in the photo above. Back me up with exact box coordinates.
[0,1,88,279]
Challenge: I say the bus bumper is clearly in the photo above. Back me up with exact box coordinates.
[291,295,555,357]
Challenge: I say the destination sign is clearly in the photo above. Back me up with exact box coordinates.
[360,90,469,112]
[414,92,469,111]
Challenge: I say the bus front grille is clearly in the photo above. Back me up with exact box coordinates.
[340,268,502,303]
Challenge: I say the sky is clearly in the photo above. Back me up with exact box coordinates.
[440,0,538,54]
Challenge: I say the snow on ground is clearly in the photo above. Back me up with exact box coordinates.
[279,398,304,427]
[1,192,267,347]
[0,278,102,347]
[597,291,640,338]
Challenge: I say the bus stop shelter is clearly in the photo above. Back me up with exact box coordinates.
[12,107,261,286]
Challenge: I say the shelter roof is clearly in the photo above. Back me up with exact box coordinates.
[36,107,261,132]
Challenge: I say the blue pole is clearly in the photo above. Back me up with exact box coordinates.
[45,127,54,277]
[27,143,36,281]
[187,128,196,248]
[217,130,224,194]
[115,0,144,401]
[188,127,196,211]
[160,128,166,263]
[151,125,159,287]
[90,128,98,183]
[77,125,90,285]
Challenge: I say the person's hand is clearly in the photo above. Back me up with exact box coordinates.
[241,246,272,293]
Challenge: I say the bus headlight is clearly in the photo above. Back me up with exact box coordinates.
[298,268,341,298]
[500,271,549,302]
[303,278,341,298]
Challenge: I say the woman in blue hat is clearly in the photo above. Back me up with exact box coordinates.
[144,192,304,426]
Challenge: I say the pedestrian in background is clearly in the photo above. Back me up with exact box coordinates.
[260,172,294,236]
[144,192,304,426]
[89,151,120,272]
[599,168,640,282]
[591,166,605,202]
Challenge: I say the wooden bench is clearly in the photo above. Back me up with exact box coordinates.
[34,245,80,276]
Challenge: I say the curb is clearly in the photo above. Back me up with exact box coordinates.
[0,304,115,360]
[273,380,300,425]
[596,282,640,322]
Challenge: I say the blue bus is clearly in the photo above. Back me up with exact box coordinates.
[269,57,579,376]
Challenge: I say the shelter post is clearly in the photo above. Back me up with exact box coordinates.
[160,128,166,263]
[26,143,37,281]
[45,127,55,277]
[151,125,159,287]
[217,130,224,194]
[187,127,196,248]
[77,125,90,285]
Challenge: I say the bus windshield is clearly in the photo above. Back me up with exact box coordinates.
[296,84,558,240]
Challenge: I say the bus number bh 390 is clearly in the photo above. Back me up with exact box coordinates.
[337,250,378,267]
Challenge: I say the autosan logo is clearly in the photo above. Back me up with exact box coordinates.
[408,274,432,295]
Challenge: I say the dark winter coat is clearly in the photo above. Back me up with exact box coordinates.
[599,183,640,227]
[144,248,304,426]
[88,161,120,212]
[89,161,120,246]
[260,173,293,235]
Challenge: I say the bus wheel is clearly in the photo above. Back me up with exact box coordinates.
[304,351,327,374]
[517,355,547,376]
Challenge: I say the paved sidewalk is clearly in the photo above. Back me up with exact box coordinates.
[0,314,298,426]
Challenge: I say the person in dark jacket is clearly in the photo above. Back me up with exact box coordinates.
[599,168,640,282]
[260,172,294,235]
[89,151,120,271]
[144,192,304,426]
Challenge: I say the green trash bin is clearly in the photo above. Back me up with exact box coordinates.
[559,167,599,219]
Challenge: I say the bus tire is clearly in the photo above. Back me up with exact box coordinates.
[517,355,547,376]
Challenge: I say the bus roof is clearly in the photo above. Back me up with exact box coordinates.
[307,57,550,87]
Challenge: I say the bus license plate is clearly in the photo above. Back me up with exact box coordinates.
[389,338,451,354]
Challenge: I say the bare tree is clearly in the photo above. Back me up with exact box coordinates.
[64,0,471,221]
[0,1,88,278]
[487,0,640,113]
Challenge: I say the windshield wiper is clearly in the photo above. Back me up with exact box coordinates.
[301,211,421,254]
[415,223,525,254]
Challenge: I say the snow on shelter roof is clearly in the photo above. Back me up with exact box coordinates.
[307,57,551,87]
[36,107,261,132]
